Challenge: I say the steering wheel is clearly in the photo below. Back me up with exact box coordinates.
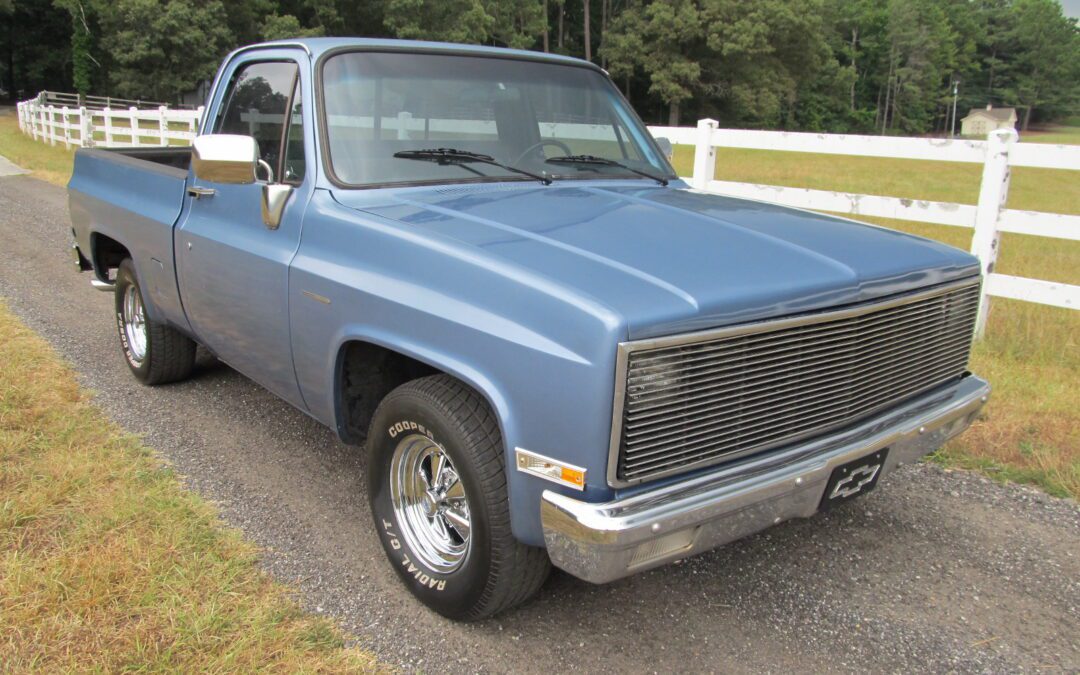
[513,139,573,165]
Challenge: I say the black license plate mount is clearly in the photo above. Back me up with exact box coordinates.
[819,448,889,509]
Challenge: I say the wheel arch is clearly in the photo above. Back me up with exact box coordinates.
[330,335,517,455]
[89,231,131,283]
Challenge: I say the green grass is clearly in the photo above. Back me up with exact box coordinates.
[1021,125,1080,145]
[0,112,79,185]
[0,299,380,671]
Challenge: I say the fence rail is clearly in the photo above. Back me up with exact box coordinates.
[33,90,200,111]
[16,96,203,149]
[646,119,1079,334]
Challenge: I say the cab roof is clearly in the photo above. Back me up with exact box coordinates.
[234,37,602,71]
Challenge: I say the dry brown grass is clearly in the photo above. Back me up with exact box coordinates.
[0,300,380,672]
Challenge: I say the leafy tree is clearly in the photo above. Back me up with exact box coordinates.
[5,0,1078,133]
[383,0,494,44]
[699,0,834,128]
[975,0,1015,100]
[55,0,96,95]
[601,1,644,96]
[604,0,704,125]
[879,0,958,133]
[94,0,234,101]
[260,13,327,40]
[230,75,289,112]
[382,0,545,49]
[489,0,547,48]
[222,0,278,45]
[1001,0,1080,129]
[1,0,72,97]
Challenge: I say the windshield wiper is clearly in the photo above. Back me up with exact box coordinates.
[545,155,669,186]
[393,148,551,185]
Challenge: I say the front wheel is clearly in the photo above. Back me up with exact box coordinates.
[367,375,550,620]
[114,258,196,385]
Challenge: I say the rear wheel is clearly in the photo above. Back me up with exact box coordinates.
[367,375,550,620]
[114,258,196,385]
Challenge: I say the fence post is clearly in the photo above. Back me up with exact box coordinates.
[103,108,113,146]
[396,110,414,140]
[193,105,205,137]
[79,107,92,147]
[971,127,1018,338]
[48,105,56,144]
[158,105,168,146]
[47,105,57,145]
[129,107,140,147]
[61,106,72,149]
[691,118,718,189]
[247,107,259,137]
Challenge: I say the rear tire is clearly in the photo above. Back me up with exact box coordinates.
[367,375,550,620]
[114,258,196,385]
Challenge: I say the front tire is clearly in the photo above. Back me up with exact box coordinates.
[367,375,550,620]
[114,258,196,385]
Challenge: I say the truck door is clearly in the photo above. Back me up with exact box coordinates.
[176,51,312,408]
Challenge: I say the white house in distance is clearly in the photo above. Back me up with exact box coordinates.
[960,104,1018,136]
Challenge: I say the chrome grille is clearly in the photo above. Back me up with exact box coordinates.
[611,281,980,485]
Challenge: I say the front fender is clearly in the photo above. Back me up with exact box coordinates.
[288,193,626,545]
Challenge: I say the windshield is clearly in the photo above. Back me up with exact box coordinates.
[321,51,674,187]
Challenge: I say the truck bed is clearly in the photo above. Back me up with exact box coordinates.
[68,145,192,329]
[104,146,193,172]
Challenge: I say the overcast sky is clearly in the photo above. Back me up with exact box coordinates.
[1061,0,1080,18]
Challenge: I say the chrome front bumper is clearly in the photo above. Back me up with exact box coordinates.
[541,375,990,584]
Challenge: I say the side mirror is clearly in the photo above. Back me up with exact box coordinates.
[655,137,674,160]
[192,134,258,184]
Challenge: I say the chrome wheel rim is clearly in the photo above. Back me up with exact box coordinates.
[122,283,147,364]
[389,434,471,572]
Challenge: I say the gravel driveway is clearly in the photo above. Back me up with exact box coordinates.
[1,173,1077,673]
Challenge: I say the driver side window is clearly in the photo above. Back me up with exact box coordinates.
[214,61,300,182]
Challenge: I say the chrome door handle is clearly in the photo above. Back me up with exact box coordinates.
[187,186,216,199]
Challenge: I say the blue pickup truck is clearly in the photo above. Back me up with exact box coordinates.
[68,38,990,620]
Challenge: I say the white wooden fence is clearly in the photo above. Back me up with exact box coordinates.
[647,119,1080,335]
[16,98,203,149]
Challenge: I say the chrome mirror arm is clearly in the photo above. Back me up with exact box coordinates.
[256,158,275,184]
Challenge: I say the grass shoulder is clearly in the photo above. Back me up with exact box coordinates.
[0,299,379,671]
[0,113,75,186]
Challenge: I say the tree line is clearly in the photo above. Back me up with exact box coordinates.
[2,0,1077,133]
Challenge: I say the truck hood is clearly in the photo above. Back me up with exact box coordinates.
[331,181,980,339]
